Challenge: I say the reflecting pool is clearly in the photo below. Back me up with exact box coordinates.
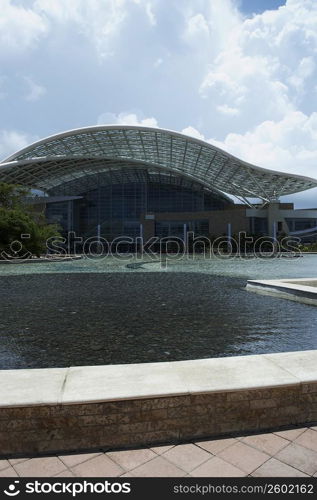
[0,254,316,369]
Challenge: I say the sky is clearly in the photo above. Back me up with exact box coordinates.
[0,0,316,207]
[239,0,286,15]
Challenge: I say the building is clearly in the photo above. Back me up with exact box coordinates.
[0,125,317,242]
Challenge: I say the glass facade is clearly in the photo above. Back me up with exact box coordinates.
[46,169,232,239]
[285,218,317,232]
[45,201,71,230]
[249,217,268,235]
[156,220,209,238]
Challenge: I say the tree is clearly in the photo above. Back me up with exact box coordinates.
[0,183,29,209]
[0,182,60,259]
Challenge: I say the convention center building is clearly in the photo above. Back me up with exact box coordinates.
[1,125,317,241]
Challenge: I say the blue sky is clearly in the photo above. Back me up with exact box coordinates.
[239,0,286,15]
[0,0,316,207]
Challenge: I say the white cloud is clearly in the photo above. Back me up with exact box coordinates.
[179,0,317,207]
[0,0,48,55]
[24,77,46,102]
[145,1,156,26]
[288,56,315,91]
[184,13,210,45]
[209,110,317,179]
[0,130,38,161]
[217,104,239,116]
[35,0,156,59]
[1,0,317,209]
[177,110,317,201]
[199,0,317,131]
[97,111,158,127]
[181,126,205,140]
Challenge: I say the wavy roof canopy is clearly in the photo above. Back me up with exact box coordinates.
[0,125,316,202]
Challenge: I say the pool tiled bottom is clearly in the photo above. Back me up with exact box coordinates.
[1,425,317,477]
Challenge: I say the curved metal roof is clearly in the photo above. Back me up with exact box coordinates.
[0,125,316,202]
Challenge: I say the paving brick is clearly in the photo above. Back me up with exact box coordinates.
[130,456,185,477]
[0,466,19,477]
[275,443,317,476]
[8,458,30,466]
[162,444,211,473]
[195,437,237,455]
[274,427,306,441]
[252,457,309,477]
[191,457,245,477]
[218,441,270,474]
[54,470,75,477]
[0,460,10,471]
[107,449,156,471]
[151,445,175,455]
[14,457,67,477]
[294,429,317,453]
[241,432,289,455]
[59,453,102,468]
[71,455,123,477]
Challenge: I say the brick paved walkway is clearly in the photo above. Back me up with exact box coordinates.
[1,426,317,477]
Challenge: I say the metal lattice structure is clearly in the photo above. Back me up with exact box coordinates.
[0,125,316,203]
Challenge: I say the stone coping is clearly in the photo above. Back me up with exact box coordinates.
[246,278,317,306]
[1,350,317,408]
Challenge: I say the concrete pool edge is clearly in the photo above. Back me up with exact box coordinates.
[0,256,82,265]
[0,350,317,455]
[246,278,317,306]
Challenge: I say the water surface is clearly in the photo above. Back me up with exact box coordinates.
[0,270,316,369]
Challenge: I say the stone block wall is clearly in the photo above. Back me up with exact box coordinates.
[1,382,316,456]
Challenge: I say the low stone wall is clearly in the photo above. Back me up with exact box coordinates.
[0,351,316,456]
[1,384,316,456]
